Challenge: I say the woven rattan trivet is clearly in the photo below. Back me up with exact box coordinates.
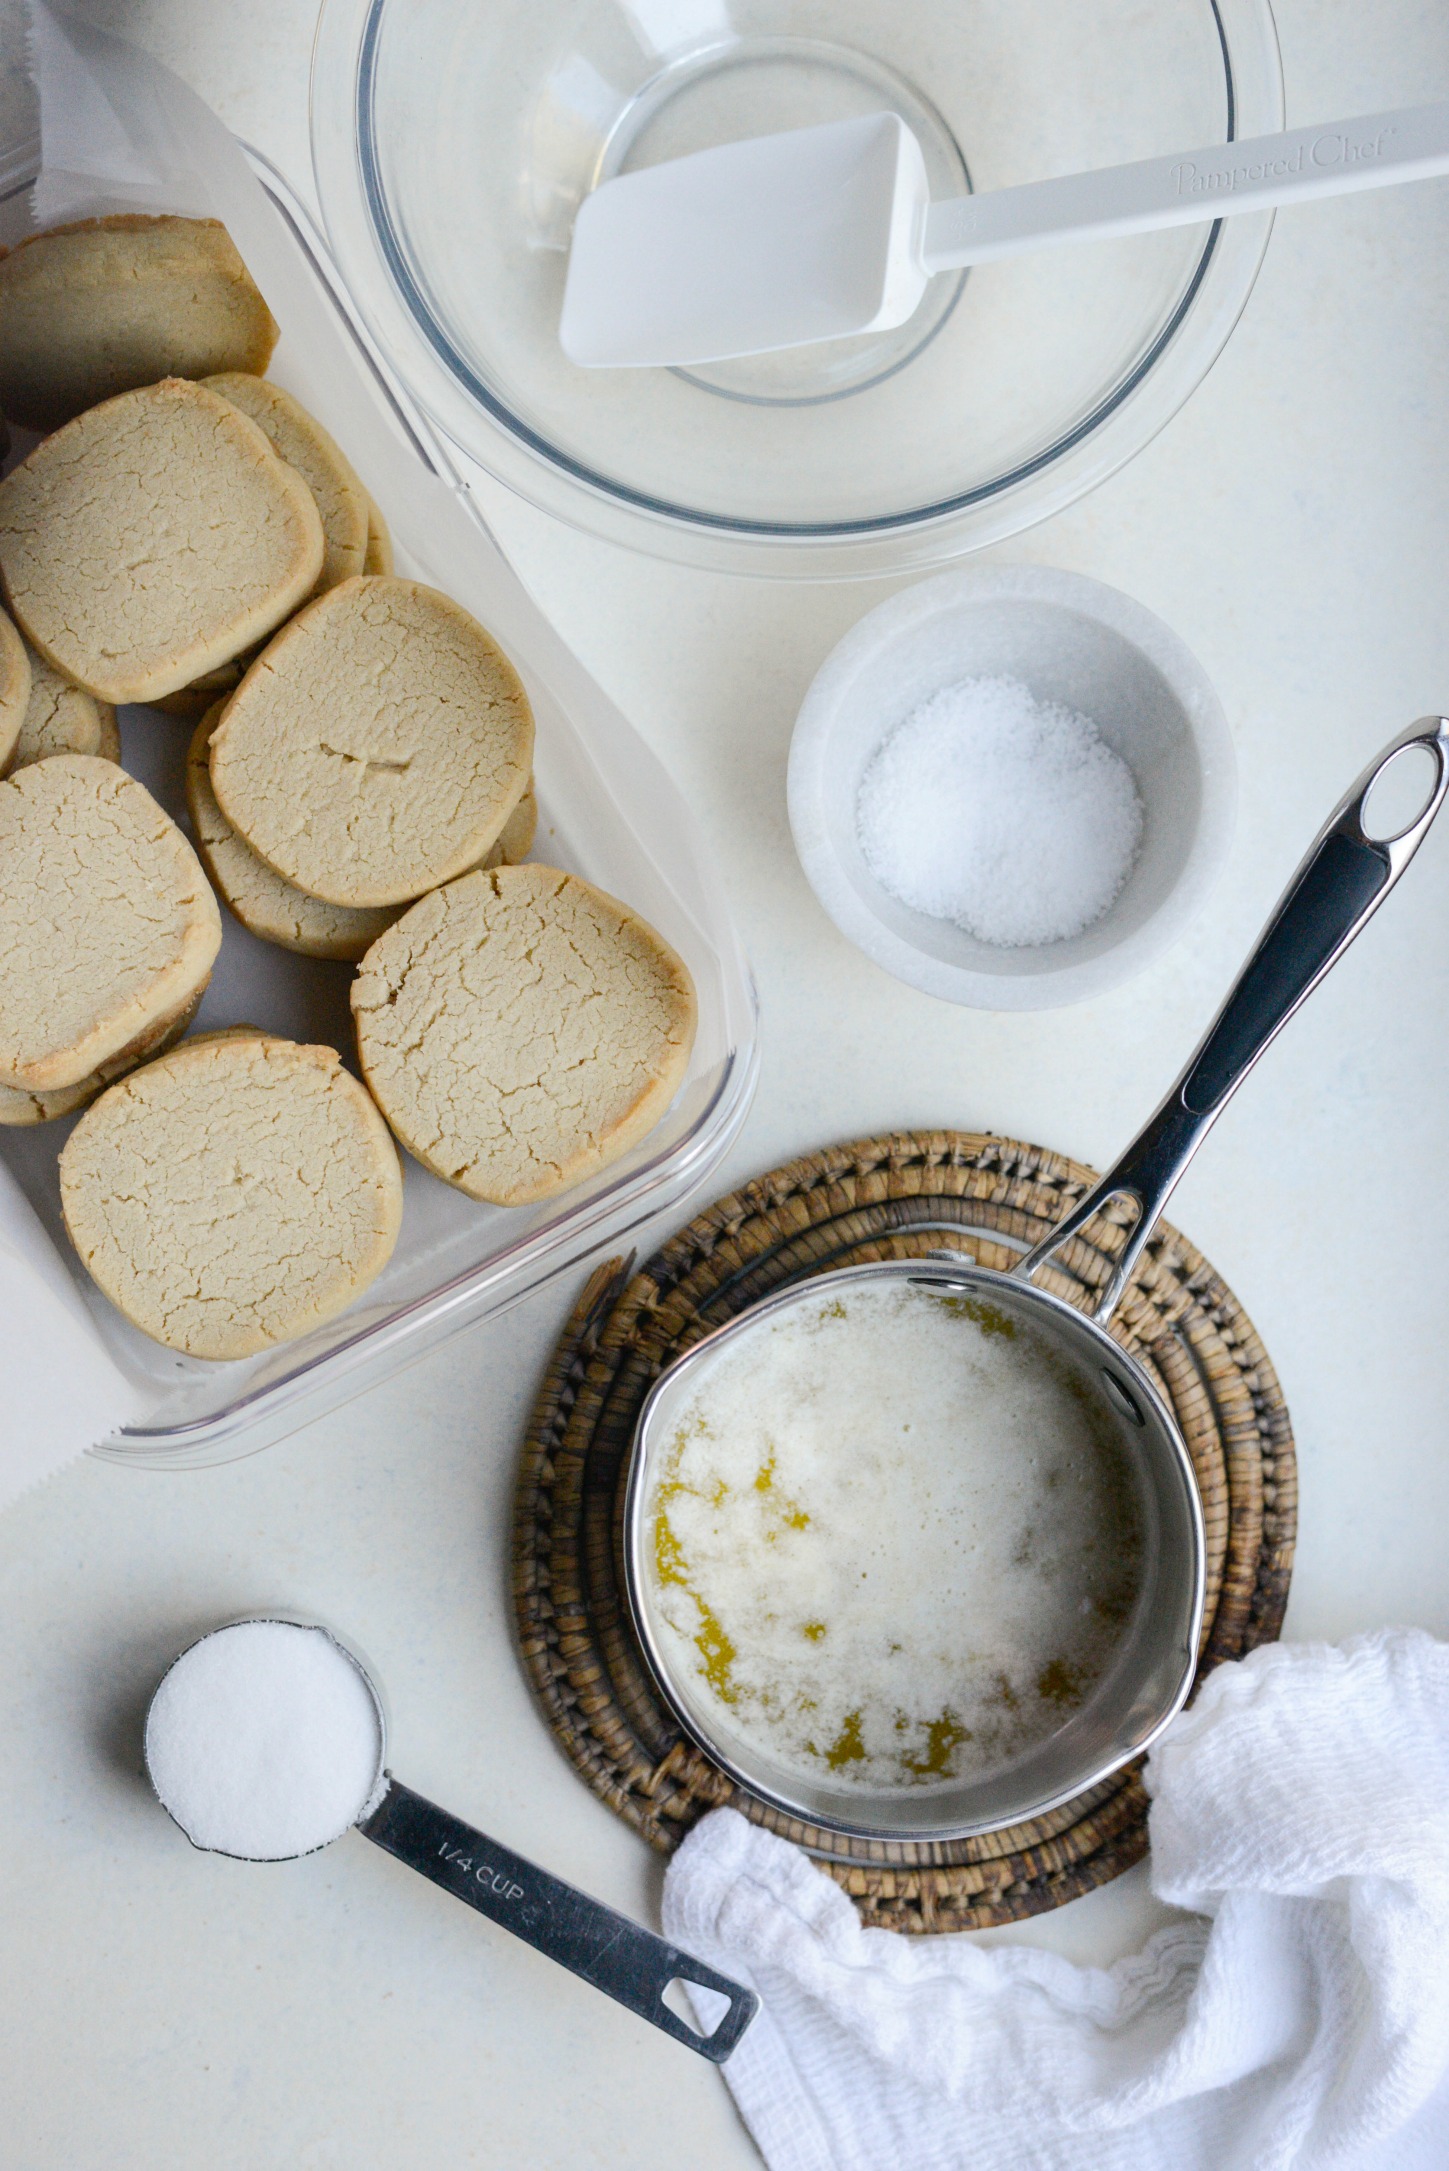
[514,1131,1296,1934]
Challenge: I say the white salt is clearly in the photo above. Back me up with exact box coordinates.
[856,673,1143,947]
[145,1620,384,1860]
[646,1283,1142,1791]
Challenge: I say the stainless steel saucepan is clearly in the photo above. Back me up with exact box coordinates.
[623,719,1449,1844]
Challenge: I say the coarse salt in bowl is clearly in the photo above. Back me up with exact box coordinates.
[787,565,1236,1010]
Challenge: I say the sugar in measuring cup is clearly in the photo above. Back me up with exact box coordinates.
[143,1618,756,2061]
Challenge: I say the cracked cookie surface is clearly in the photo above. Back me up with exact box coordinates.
[187,703,403,963]
[352,862,696,1206]
[155,373,374,715]
[0,608,29,771]
[204,373,370,596]
[59,1030,404,1360]
[210,576,533,908]
[0,377,325,704]
[0,215,278,434]
[0,983,201,1126]
[189,706,538,961]
[0,754,221,1091]
[5,638,118,773]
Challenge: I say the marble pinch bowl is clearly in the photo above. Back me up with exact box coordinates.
[786,564,1236,1011]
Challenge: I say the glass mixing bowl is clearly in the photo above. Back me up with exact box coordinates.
[311,0,1282,576]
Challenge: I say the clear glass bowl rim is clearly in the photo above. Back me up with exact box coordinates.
[310,0,1285,577]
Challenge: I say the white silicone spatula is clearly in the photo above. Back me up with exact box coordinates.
[560,102,1449,368]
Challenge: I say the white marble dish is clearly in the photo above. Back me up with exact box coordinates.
[787,563,1236,1010]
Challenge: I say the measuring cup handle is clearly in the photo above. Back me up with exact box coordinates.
[1014,717,1449,1322]
[358,1779,757,2062]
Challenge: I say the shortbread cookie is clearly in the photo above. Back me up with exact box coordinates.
[154,373,371,714]
[0,215,278,434]
[152,657,245,720]
[363,498,394,575]
[0,378,325,704]
[352,863,696,1206]
[162,505,399,717]
[188,703,536,959]
[187,704,401,963]
[210,577,533,907]
[0,755,221,1091]
[0,608,29,771]
[0,983,201,1126]
[59,1030,404,1360]
[164,461,387,717]
[204,374,369,595]
[173,492,401,720]
[483,781,537,868]
[5,641,118,773]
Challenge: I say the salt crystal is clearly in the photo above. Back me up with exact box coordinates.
[144,1620,384,1860]
[855,673,1143,947]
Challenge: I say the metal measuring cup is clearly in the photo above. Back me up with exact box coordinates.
[623,718,1449,1845]
[144,1618,756,2061]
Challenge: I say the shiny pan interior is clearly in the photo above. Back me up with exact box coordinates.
[623,1256,1205,1843]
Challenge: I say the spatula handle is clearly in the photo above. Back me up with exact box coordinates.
[923,103,1449,272]
[358,1779,756,2061]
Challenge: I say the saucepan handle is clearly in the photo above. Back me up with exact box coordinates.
[1013,716,1449,1323]
[358,1779,757,2062]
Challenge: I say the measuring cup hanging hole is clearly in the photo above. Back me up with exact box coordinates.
[661,1977,731,2035]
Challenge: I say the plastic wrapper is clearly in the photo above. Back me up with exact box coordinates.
[0,2,757,1487]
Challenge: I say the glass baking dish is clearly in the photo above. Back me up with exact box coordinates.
[0,128,758,1469]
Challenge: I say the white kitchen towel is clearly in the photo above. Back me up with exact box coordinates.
[662,1629,1449,2171]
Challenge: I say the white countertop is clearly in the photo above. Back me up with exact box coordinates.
[4,2,1449,2164]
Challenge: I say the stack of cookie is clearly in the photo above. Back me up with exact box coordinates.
[0,755,221,1126]
[0,214,697,1362]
